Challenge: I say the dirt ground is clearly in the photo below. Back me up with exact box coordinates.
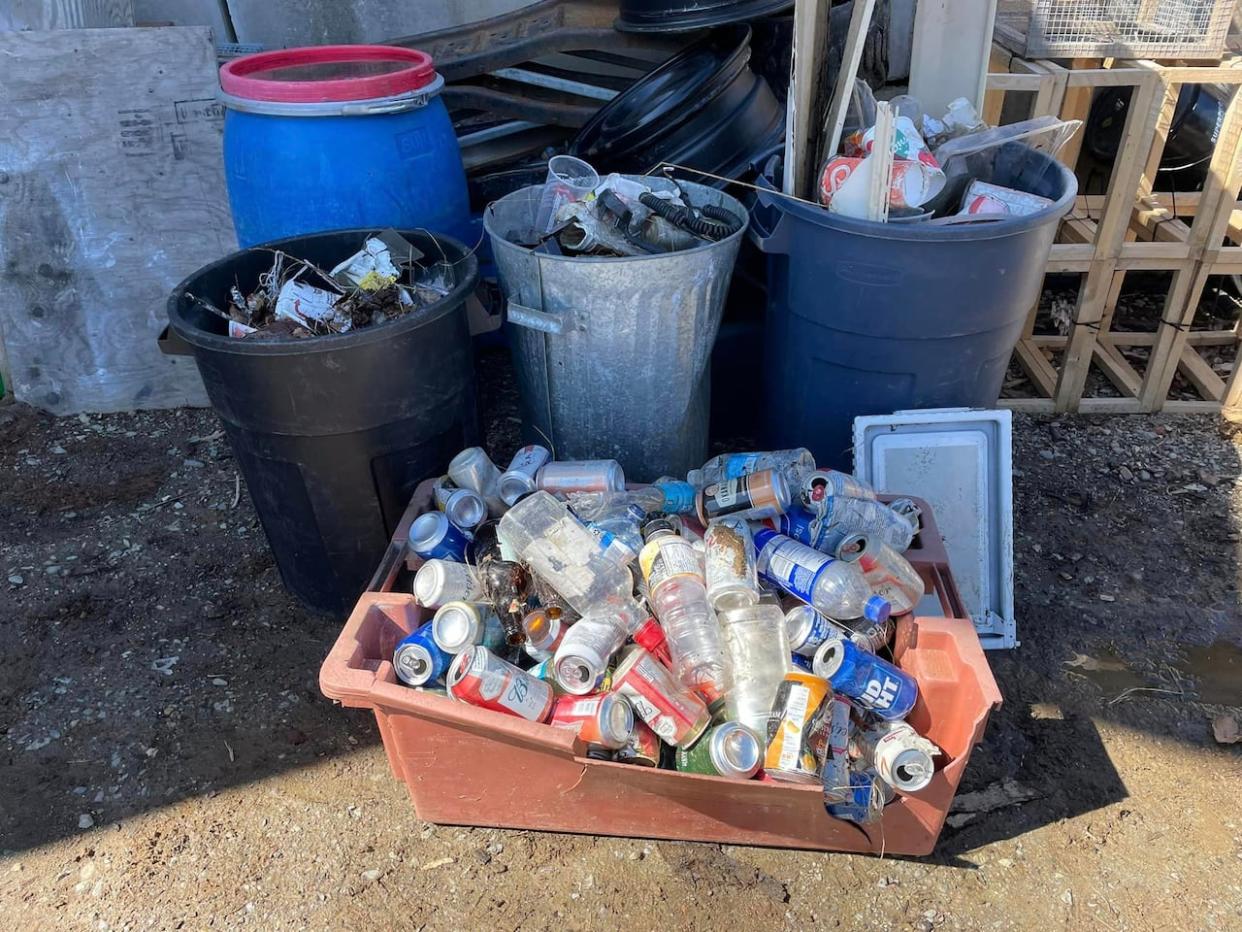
[2,351,1241,930]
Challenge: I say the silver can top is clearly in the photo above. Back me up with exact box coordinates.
[599,694,636,748]
[445,488,487,529]
[812,637,847,679]
[394,642,435,686]
[432,601,481,654]
[498,470,538,506]
[408,511,451,554]
[784,604,818,649]
[710,721,762,778]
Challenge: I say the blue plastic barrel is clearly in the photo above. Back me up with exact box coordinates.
[751,143,1076,469]
[219,45,470,247]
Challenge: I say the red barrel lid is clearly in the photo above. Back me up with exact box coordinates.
[220,45,435,103]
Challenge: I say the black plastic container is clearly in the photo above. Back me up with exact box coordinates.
[164,230,479,615]
[616,0,793,32]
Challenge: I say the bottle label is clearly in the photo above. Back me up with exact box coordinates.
[639,537,702,590]
[655,481,697,515]
[776,684,810,771]
[758,538,830,603]
[724,454,761,480]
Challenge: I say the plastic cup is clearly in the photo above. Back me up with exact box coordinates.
[534,155,600,233]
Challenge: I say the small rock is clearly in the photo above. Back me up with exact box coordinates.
[1039,450,1055,461]
[1099,594,1116,603]
[1068,552,1084,563]
[1058,571,1074,582]
[1198,469,1220,486]
[420,857,454,871]
[1118,466,1134,481]
[998,858,1014,868]
[45,565,61,576]
[183,459,205,468]
[7,575,23,586]
[8,862,22,872]
[50,445,67,455]
[78,814,94,829]
[1061,890,1074,906]
[211,678,228,687]
[1138,470,1151,481]
[79,862,97,881]
[360,869,381,883]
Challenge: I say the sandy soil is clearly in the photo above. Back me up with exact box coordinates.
[2,361,1240,930]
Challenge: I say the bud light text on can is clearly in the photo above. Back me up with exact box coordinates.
[612,646,712,749]
[499,444,551,506]
[549,693,635,750]
[408,510,471,562]
[763,672,831,784]
[812,636,918,720]
[446,645,554,722]
[696,469,791,525]
[393,622,453,687]
[676,721,763,779]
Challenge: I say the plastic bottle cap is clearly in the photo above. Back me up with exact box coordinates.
[864,596,892,623]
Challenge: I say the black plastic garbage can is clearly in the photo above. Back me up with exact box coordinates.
[164,230,479,615]
[752,143,1076,469]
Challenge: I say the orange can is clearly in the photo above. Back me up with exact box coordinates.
[763,672,831,784]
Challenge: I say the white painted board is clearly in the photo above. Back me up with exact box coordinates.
[853,407,1016,649]
[0,26,235,414]
[908,0,998,117]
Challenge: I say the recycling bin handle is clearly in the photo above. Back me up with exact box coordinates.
[158,324,193,357]
[747,199,791,255]
[506,301,571,335]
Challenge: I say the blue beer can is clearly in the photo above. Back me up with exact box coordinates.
[408,511,470,562]
[393,622,453,687]
[811,636,918,720]
[826,768,892,823]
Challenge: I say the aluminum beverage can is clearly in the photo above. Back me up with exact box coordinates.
[549,693,635,749]
[498,444,551,505]
[432,476,488,530]
[431,600,507,654]
[414,559,484,608]
[801,469,877,505]
[812,636,918,720]
[446,645,554,722]
[616,719,661,766]
[696,469,791,524]
[785,604,852,657]
[852,720,940,794]
[408,511,471,562]
[529,658,611,696]
[612,646,711,749]
[536,460,625,495]
[393,622,453,687]
[817,696,854,803]
[774,507,867,561]
[844,616,896,653]
[763,672,831,783]
[448,447,506,517]
[826,768,893,823]
[676,721,763,778]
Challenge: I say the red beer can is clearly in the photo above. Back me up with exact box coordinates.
[549,693,635,749]
[612,646,711,749]
[447,645,554,722]
[616,720,662,767]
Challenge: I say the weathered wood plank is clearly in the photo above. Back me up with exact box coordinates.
[0,1,134,30]
[0,26,235,413]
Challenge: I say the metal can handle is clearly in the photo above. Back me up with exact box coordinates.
[506,301,581,335]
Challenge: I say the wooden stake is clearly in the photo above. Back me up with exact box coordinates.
[818,0,877,178]
[865,101,895,222]
[784,0,832,199]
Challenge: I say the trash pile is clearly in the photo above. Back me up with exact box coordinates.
[817,81,1080,223]
[203,230,455,340]
[508,155,745,258]
[394,445,943,824]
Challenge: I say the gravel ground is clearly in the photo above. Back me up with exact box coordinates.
[2,355,1241,930]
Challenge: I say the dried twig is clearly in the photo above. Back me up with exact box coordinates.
[231,473,241,509]
[1108,685,1182,706]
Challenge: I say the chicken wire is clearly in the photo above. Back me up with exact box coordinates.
[998,0,1233,60]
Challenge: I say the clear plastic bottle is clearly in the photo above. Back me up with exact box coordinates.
[565,488,664,522]
[553,599,644,694]
[567,494,652,565]
[718,604,792,736]
[497,491,634,615]
[858,544,925,615]
[638,517,727,706]
[687,449,817,491]
[754,529,891,622]
[703,517,759,612]
[812,497,917,552]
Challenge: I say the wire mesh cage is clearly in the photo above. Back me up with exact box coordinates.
[996,0,1234,60]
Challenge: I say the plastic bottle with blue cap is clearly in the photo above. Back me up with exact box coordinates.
[753,529,891,622]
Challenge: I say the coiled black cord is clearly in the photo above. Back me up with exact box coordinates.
[638,193,743,240]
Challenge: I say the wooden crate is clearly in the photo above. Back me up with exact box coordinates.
[982,53,1242,416]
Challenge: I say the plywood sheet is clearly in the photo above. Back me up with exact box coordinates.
[0,26,235,413]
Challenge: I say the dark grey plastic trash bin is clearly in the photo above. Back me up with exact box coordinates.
[751,142,1076,469]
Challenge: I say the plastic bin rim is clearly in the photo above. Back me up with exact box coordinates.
[166,229,479,358]
[218,75,444,118]
[755,151,1077,243]
[617,0,794,33]
[219,45,435,103]
[483,177,749,264]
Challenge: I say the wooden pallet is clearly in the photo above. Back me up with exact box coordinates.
[982,51,1242,415]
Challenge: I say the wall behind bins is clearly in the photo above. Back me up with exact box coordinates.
[0,26,234,414]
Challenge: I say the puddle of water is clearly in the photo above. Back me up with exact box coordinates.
[1180,641,1242,707]
[1066,648,1150,694]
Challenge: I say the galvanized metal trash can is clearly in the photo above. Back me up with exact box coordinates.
[485,177,746,482]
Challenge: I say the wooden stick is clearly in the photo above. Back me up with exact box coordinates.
[819,0,877,173]
[865,101,895,222]
[784,0,832,198]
